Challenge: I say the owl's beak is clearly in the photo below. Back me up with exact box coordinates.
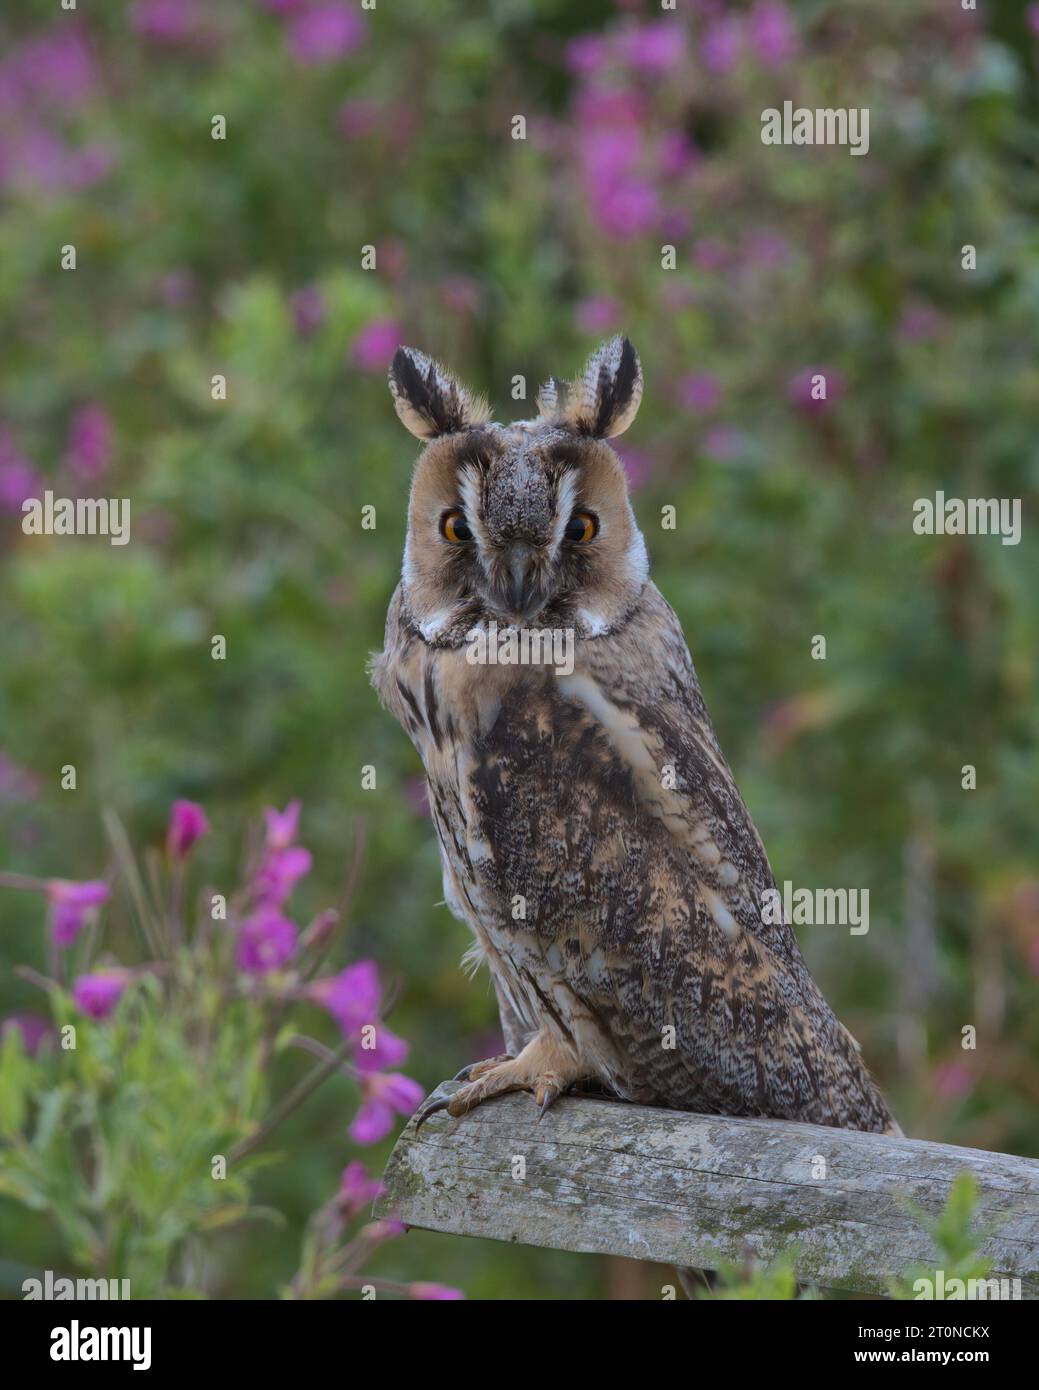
[499,542,543,621]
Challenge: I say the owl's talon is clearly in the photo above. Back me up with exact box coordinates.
[453,1053,512,1083]
[413,1096,453,1133]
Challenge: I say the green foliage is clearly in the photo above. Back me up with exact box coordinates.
[889,1173,993,1299]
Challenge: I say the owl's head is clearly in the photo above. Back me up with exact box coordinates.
[388,336,648,644]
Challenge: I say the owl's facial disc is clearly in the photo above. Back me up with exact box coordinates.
[392,337,647,643]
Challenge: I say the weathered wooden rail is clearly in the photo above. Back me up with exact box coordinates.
[376,1081,1039,1297]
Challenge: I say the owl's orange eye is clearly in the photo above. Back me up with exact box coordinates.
[441,509,472,544]
[564,510,598,544]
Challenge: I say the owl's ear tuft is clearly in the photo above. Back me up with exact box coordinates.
[388,346,490,440]
[540,337,643,438]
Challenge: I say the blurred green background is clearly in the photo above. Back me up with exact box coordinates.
[1,0,1037,1298]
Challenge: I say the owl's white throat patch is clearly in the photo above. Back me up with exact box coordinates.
[465,619,574,676]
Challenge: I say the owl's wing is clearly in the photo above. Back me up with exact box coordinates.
[545,582,894,1130]
[560,580,792,962]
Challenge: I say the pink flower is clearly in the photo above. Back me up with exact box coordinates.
[72,969,129,1019]
[131,0,204,43]
[290,286,325,337]
[702,425,744,461]
[237,907,298,974]
[0,750,41,802]
[66,405,112,482]
[933,1061,974,1102]
[619,20,686,74]
[566,35,608,76]
[575,297,619,334]
[898,302,944,343]
[166,800,209,860]
[590,178,660,240]
[0,428,42,514]
[677,372,721,413]
[614,444,652,491]
[410,1282,465,1300]
[337,99,379,138]
[310,960,381,1034]
[353,1024,409,1073]
[0,1011,53,1056]
[264,799,302,851]
[255,845,312,906]
[350,318,403,373]
[788,366,845,412]
[16,26,97,109]
[747,1,797,69]
[743,228,790,269]
[1028,4,1039,38]
[339,1160,385,1217]
[46,879,109,948]
[350,1072,424,1144]
[287,5,366,65]
[659,131,698,178]
[700,17,742,74]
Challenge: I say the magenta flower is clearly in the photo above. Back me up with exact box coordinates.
[677,372,721,413]
[66,404,112,482]
[590,178,660,240]
[614,444,652,491]
[350,318,403,373]
[933,1061,974,1102]
[339,1160,385,1217]
[310,959,381,1034]
[659,131,698,178]
[337,99,380,138]
[410,1282,465,1301]
[743,228,790,269]
[353,1024,410,1073]
[566,34,608,76]
[702,425,744,461]
[747,1,797,69]
[575,296,619,334]
[1028,3,1039,37]
[255,845,312,906]
[264,799,302,851]
[0,750,41,801]
[166,800,209,860]
[788,366,845,412]
[0,428,42,514]
[46,879,109,947]
[16,26,97,109]
[350,1071,424,1144]
[287,5,366,65]
[0,1011,53,1056]
[72,969,129,1020]
[619,20,686,74]
[700,17,742,73]
[290,286,325,337]
[237,907,298,974]
[131,0,204,44]
[897,302,944,343]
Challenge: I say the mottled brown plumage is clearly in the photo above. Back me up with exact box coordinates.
[372,338,898,1136]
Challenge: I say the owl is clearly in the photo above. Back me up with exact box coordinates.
[371,336,899,1138]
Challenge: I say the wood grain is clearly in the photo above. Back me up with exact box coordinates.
[376,1081,1039,1297]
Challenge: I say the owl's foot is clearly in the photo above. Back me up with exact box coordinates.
[415,1032,585,1129]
